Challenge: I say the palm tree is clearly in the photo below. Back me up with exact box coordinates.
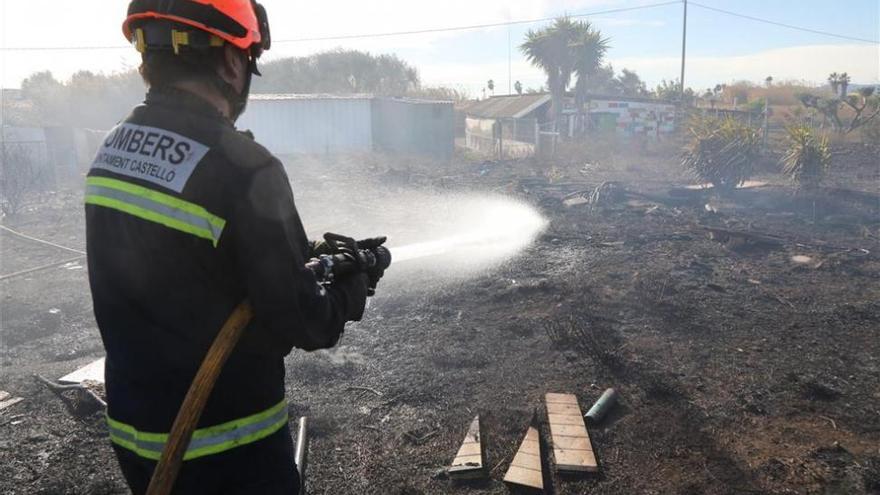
[828,72,840,96]
[571,22,610,115]
[521,17,583,131]
[487,79,495,96]
[839,72,851,97]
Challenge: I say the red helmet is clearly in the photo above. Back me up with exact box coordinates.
[123,0,270,57]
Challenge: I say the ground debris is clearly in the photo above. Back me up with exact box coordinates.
[0,392,24,412]
[34,375,106,414]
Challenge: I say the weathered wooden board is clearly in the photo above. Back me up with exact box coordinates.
[448,415,485,480]
[59,357,105,384]
[0,397,24,411]
[503,426,543,490]
[546,392,598,473]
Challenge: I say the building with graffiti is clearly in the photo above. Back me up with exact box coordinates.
[585,95,677,137]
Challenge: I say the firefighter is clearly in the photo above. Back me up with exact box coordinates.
[86,1,379,493]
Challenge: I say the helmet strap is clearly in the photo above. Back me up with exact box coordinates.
[211,55,255,122]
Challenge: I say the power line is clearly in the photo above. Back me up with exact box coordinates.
[689,1,880,44]
[0,1,681,51]
[272,1,681,43]
[1,0,875,51]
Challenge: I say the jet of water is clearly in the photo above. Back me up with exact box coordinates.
[292,171,547,286]
[389,197,547,266]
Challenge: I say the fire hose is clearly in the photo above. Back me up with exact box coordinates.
[145,234,391,495]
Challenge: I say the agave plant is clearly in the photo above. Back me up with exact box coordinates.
[681,116,761,193]
[781,126,831,192]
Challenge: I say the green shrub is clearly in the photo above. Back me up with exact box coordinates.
[681,116,761,193]
[781,126,830,192]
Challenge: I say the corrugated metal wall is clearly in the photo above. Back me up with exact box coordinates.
[238,97,373,155]
[371,98,454,159]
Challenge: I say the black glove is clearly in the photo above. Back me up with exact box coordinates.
[356,236,388,294]
[333,272,369,321]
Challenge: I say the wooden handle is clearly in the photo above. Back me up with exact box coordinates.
[145,301,254,495]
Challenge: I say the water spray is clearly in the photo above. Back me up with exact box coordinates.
[386,196,548,269]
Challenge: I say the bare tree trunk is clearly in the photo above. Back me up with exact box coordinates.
[548,75,561,133]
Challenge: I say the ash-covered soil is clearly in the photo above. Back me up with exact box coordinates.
[1,142,878,494]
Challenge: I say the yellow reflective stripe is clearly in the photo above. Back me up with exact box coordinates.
[107,400,288,461]
[85,194,219,246]
[84,176,226,247]
[86,176,225,231]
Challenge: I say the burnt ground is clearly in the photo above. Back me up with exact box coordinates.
[1,141,879,494]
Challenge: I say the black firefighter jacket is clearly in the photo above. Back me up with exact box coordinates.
[85,86,366,461]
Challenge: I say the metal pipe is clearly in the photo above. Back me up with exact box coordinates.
[585,388,618,424]
[295,416,309,492]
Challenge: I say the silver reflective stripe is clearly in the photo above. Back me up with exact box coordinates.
[109,405,289,455]
[86,184,224,243]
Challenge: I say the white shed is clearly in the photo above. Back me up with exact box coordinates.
[238,94,373,155]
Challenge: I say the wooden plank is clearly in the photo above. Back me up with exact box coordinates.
[549,423,592,438]
[59,357,105,384]
[545,392,579,404]
[455,442,482,457]
[448,416,485,480]
[547,413,586,425]
[545,402,582,415]
[546,393,598,473]
[548,434,592,451]
[555,448,597,472]
[0,397,24,411]
[504,426,543,490]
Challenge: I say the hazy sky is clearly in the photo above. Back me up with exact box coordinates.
[1,0,878,96]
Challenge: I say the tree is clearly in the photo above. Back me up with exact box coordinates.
[614,69,648,97]
[656,78,694,104]
[253,50,419,96]
[514,80,523,95]
[579,63,616,94]
[571,22,609,115]
[703,89,718,109]
[408,86,468,102]
[521,17,607,131]
[765,75,773,88]
[487,79,495,96]
[828,72,840,96]
[799,86,880,135]
[16,69,144,129]
[838,72,851,97]
[20,71,70,125]
[521,17,580,130]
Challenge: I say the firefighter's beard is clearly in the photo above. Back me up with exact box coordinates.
[228,70,252,122]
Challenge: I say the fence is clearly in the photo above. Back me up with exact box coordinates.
[0,139,50,215]
[1,126,105,214]
[464,117,539,159]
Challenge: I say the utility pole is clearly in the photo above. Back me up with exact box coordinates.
[508,23,512,95]
[679,0,688,106]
